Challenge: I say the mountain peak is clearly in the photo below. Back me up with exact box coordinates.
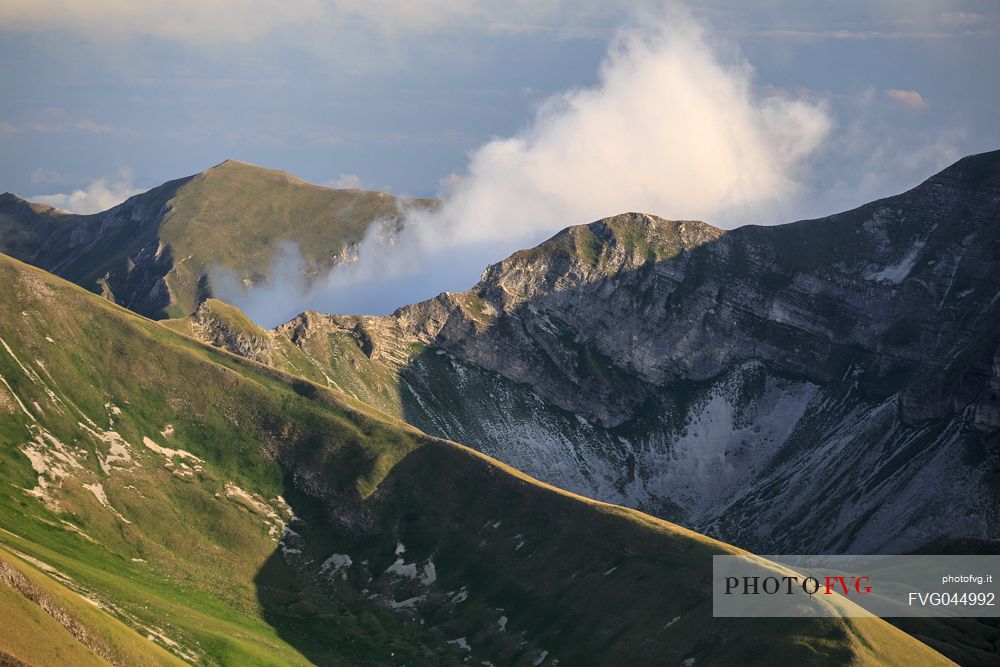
[0,190,64,216]
[589,211,721,239]
[201,158,308,184]
[496,211,724,276]
[211,157,260,169]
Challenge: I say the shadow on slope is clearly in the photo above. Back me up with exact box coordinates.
[254,436,928,666]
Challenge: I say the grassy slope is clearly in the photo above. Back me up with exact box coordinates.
[0,257,433,665]
[510,213,722,269]
[0,253,949,666]
[155,161,436,317]
[0,548,184,666]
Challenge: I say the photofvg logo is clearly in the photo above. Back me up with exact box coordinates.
[723,572,872,597]
[713,555,1000,618]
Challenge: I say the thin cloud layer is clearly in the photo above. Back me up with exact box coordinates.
[218,7,832,325]
[0,0,611,44]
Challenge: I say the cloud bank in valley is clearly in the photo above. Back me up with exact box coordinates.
[218,7,832,326]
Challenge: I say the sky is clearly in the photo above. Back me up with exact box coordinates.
[1,1,999,321]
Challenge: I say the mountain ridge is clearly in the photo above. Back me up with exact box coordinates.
[0,160,437,319]
[171,150,1000,559]
[0,250,950,665]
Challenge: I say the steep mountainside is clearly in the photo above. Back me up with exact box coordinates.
[181,151,1000,559]
[0,253,950,665]
[0,160,435,319]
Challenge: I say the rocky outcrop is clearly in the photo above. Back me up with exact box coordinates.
[188,300,274,363]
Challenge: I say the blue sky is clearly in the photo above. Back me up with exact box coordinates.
[2,1,997,218]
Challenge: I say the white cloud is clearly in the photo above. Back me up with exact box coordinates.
[218,5,832,324]
[406,5,831,244]
[32,167,146,214]
[885,89,928,110]
[437,172,462,189]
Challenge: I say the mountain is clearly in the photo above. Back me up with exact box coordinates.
[175,150,1000,558]
[1,252,952,665]
[0,160,436,319]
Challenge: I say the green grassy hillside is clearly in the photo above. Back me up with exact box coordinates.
[0,253,950,665]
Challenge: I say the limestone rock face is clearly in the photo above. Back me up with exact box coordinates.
[189,300,273,363]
